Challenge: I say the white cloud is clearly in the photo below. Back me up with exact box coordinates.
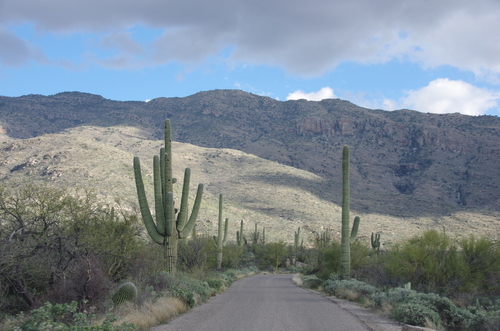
[286,87,337,101]
[387,79,499,116]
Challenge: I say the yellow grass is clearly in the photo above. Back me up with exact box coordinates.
[115,297,188,330]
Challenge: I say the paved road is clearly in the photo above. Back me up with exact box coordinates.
[151,274,371,331]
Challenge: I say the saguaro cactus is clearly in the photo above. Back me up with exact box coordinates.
[134,119,204,274]
[215,194,228,269]
[339,145,361,280]
[294,227,301,261]
[236,220,244,247]
[252,223,260,245]
[371,232,381,253]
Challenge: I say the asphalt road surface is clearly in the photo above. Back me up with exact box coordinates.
[151,274,371,331]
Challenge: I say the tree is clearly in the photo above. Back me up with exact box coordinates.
[0,184,142,312]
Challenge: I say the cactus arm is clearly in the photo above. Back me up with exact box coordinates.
[223,218,229,246]
[340,145,351,280]
[164,120,174,193]
[349,216,360,244]
[178,183,204,239]
[133,156,163,245]
[153,155,166,235]
[176,168,191,232]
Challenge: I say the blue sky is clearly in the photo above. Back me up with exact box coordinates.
[1,0,500,116]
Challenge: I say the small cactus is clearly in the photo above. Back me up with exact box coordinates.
[112,282,137,306]
[252,223,260,244]
[294,227,301,260]
[371,232,381,252]
[236,220,244,247]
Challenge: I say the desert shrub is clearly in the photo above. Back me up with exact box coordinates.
[323,278,379,300]
[391,302,442,329]
[0,184,142,313]
[254,241,288,271]
[458,235,500,298]
[205,278,224,291]
[408,292,472,329]
[186,281,211,304]
[177,234,214,273]
[222,244,244,269]
[143,271,176,293]
[319,240,371,280]
[220,270,238,287]
[11,301,136,331]
[382,229,464,296]
[372,287,416,309]
[167,286,195,308]
[301,275,322,289]
[467,308,500,331]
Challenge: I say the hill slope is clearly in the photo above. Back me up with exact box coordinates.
[1,90,499,218]
[0,125,498,245]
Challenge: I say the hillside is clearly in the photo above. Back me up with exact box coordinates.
[0,125,498,246]
[0,89,499,222]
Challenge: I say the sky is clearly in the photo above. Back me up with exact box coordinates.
[1,0,500,116]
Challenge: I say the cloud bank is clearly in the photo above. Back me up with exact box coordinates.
[385,79,500,116]
[1,0,500,82]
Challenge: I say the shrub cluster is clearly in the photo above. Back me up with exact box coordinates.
[7,301,136,331]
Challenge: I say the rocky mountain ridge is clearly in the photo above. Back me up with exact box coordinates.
[1,90,499,217]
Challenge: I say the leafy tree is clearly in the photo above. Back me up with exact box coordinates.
[0,184,142,313]
[383,229,464,295]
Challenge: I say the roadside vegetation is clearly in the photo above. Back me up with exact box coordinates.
[1,183,499,330]
[299,228,500,330]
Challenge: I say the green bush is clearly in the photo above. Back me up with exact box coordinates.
[205,278,224,291]
[12,301,136,331]
[467,309,500,331]
[220,270,238,287]
[319,240,370,280]
[323,278,379,300]
[168,286,195,308]
[0,184,143,313]
[380,229,500,299]
[372,287,416,309]
[187,281,211,304]
[391,302,442,328]
[301,275,322,289]
[408,292,472,329]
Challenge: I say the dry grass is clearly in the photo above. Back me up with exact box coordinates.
[292,273,303,287]
[114,297,188,331]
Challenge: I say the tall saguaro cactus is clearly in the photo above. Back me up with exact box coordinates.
[294,227,301,261]
[236,220,244,247]
[339,145,361,280]
[134,119,204,274]
[215,194,228,270]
